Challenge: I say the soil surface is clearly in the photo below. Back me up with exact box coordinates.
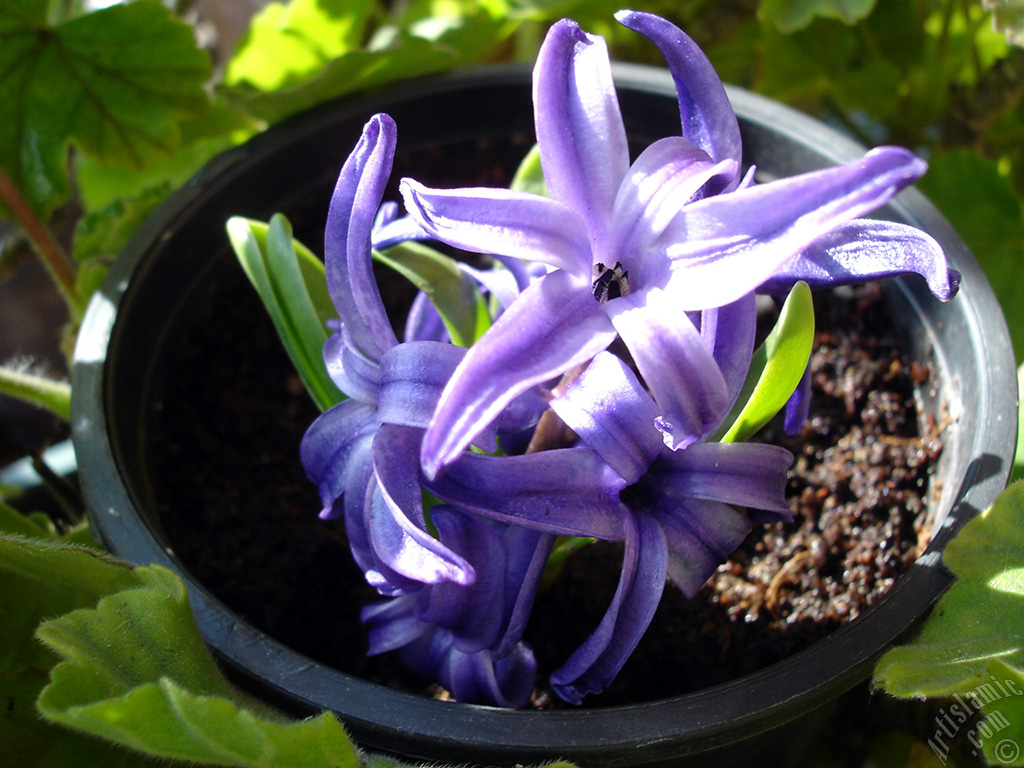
[150,271,941,708]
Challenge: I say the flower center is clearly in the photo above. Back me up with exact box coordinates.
[592,261,630,303]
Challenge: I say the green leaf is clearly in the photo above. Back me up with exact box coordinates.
[874,481,1024,764]
[223,7,519,125]
[718,282,815,443]
[225,0,375,91]
[510,144,547,196]
[758,0,878,32]
[374,242,491,348]
[228,215,342,412]
[0,0,212,218]
[36,564,361,767]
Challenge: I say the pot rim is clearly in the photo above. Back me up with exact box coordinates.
[71,63,1017,766]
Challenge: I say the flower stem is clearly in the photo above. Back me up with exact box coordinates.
[0,163,85,320]
[0,366,72,421]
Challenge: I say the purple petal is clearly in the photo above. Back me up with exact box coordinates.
[549,511,667,704]
[376,341,464,429]
[326,114,399,361]
[371,425,475,586]
[783,358,813,435]
[608,287,730,449]
[300,399,378,510]
[658,146,931,310]
[421,270,616,477]
[442,639,537,708]
[404,292,448,343]
[458,261,521,312]
[363,593,428,654]
[616,10,742,171]
[323,326,380,404]
[656,442,794,519]
[425,448,627,540]
[494,527,554,657]
[534,18,629,248]
[550,352,662,484]
[699,292,757,407]
[609,137,737,276]
[371,213,431,251]
[759,219,959,301]
[657,497,750,597]
[400,180,592,277]
[416,507,507,653]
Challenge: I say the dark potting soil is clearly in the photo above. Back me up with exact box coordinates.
[150,274,941,708]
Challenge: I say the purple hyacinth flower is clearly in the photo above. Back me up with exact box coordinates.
[362,505,552,707]
[302,113,626,592]
[399,13,957,478]
[545,351,794,703]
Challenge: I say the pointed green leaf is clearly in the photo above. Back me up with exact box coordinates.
[228,215,342,411]
[374,242,491,348]
[718,282,814,443]
[510,144,547,196]
[0,0,212,217]
[36,564,361,767]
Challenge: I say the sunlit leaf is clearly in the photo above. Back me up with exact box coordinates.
[36,564,362,767]
[0,0,211,217]
[228,215,341,412]
[874,481,1024,764]
[718,282,814,443]
[758,0,878,32]
[374,242,491,348]
[510,144,547,196]
[225,0,375,91]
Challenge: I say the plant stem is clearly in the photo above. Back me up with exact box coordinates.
[0,367,72,421]
[0,163,85,320]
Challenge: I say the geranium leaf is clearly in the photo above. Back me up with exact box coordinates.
[228,215,342,412]
[758,0,878,31]
[0,0,211,217]
[224,0,375,91]
[374,241,491,347]
[874,481,1024,764]
[718,281,814,443]
[36,564,362,767]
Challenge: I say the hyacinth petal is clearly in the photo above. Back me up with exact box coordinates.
[326,114,399,361]
[424,448,627,540]
[549,512,667,704]
[300,399,378,510]
[699,292,757,406]
[658,497,751,597]
[616,10,742,170]
[363,594,426,655]
[400,180,593,276]
[657,442,794,518]
[376,341,465,429]
[404,292,448,343]
[784,361,813,436]
[495,527,554,657]
[608,287,730,449]
[659,146,930,310]
[758,219,960,301]
[421,270,616,477]
[609,137,736,275]
[534,18,629,246]
[551,352,662,484]
[371,426,475,586]
[446,643,537,708]
[323,328,381,404]
[417,506,507,653]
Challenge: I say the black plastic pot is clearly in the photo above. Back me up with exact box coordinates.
[72,64,1017,768]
